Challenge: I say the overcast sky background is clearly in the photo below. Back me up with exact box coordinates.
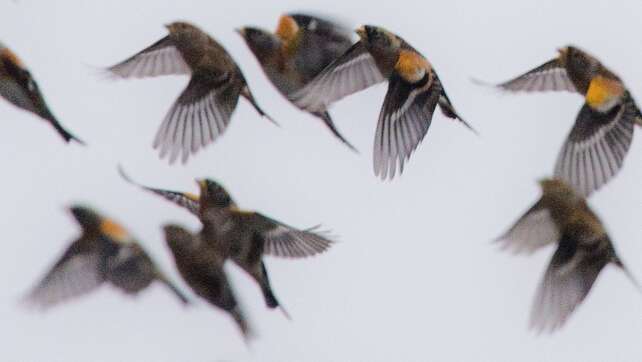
[1,1,641,361]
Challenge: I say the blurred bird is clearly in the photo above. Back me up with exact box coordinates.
[118,167,334,314]
[237,13,359,151]
[106,21,274,164]
[496,179,640,333]
[0,41,83,144]
[484,46,641,196]
[289,25,475,179]
[24,205,189,309]
[163,223,251,340]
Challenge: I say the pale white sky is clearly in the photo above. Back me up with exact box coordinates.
[1,1,641,361]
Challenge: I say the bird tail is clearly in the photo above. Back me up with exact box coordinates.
[241,86,279,126]
[614,257,642,293]
[438,89,478,135]
[314,111,359,153]
[230,307,254,343]
[257,262,291,320]
[158,275,191,306]
[49,116,85,145]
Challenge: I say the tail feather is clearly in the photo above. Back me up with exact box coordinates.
[159,276,191,306]
[438,92,478,136]
[615,258,642,294]
[48,116,85,145]
[314,111,359,153]
[230,307,254,343]
[241,87,278,126]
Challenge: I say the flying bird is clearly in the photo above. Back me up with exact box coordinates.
[24,205,189,309]
[0,41,83,144]
[496,179,640,333]
[163,223,251,340]
[237,13,360,151]
[484,46,641,196]
[118,167,334,315]
[289,25,475,179]
[107,21,274,164]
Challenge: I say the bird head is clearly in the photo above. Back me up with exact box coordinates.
[538,178,582,206]
[196,178,235,209]
[69,205,103,230]
[164,21,196,34]
[355,25,401,52]
[237,26,281,59]
[558,45,599,77]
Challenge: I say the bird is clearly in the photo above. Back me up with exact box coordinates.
[496,178,640,333]
[24,205,190,309]
[118,167,334,315]
[0,41,83,144]
[163,223,252,340]
[289,25,475,180]
[237,13,360,151]
[106,21,275,164]
[483,46,641,196]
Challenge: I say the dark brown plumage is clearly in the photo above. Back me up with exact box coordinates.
[119,169,334,316]
[24,205,189,309]
[107,21,274,164]
[497,179,640,333]
[0,41,83,144]
[487,46,641,196]
[238,13,358,151]
[163,223,251,340]
[290,25,474,179]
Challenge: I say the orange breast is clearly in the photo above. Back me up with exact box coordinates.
[586,76,624,110]
[395,50,430,83]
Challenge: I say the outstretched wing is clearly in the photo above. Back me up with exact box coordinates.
[118,166,200,216]
[554,96,636,196]
[248,212,335,258]
[530,235,611,333]
[494,58,577,93]
[496,200,560,255]
[107,36,190,79]
[153,70,241,164]
[24,241,107,309]
[373,72,440,180]
[289,41,385,112]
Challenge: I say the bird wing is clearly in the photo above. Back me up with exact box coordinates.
[24,240,107,309]
[288,41,385,112]
[495,200,561,255]
[373,70,441,180]
[554,96,637,196]
[247,212,334,258]
[118,166,200,216]
[107,35,190,78]
[153,70,241,164]
[529,235,611,333]
[494,58,577,93]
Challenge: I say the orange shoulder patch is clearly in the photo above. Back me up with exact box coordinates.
[100,218,130,242]
[0,48,24,68]
[586,75,624,110]
[395,50,430,83]
[275,15,300,43]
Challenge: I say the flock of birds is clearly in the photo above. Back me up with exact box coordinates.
[1,12,640,340]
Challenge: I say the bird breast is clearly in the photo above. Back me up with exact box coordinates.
[395,50,430,83]
[585,76,624,112]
